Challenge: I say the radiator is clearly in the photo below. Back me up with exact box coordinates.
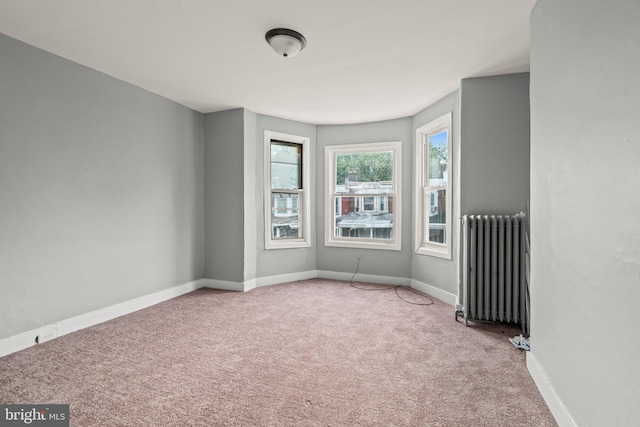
[456,212,530,336]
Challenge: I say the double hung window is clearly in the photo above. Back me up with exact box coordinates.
[415,113,452,258]
[264,131,310,249]
[325,141,402,251]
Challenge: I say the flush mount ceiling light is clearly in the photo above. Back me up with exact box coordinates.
[265,28,307,58]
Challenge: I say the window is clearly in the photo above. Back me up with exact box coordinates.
[264,131,311,249]
[415,112,452,258]
[325,141,402,250]
[363,197,375,211]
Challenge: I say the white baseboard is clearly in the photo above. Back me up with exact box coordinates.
[1,272,459,359]
[244,279,257,292]
[0,278,207,359]
[317,270,411,286]
[201,278,245,292]
[410,279,457,306]
[256,270,318,287]
[527,352,577,427]
[201,271,318,292]
[316,272,455,306]
[0,329,45,360]
[206,270,411,290]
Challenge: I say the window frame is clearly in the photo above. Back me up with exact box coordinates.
[324,141,402,251]
[264,130,311,250]
[415,112,452,259]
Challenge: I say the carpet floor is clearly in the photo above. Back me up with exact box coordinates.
[0,279,556,426]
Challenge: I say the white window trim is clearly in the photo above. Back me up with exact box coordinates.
[415,112,452,259]
[264,130,311,249]
[325,141,402,251]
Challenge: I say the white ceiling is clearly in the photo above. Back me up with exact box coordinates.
[0,0,537,125]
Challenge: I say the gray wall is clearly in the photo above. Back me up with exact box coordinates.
[0,34,205,340]
[530,1,640,426]
[460,73,530,215]
[204,109,246,283]
[411,91,461,295]
[243,110,258,281]
[316,119,413,278]
[254,113,317,278]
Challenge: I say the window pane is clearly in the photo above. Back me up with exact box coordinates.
[272,193,300,239]
[271,143,301,189]
[428,130,448,186]
[426,189,446,244]
[271,142,300,164]
[335,151,393,194]
[334,195,393,240]
[363,197,375,211]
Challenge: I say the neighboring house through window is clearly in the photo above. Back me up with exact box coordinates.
[264,131,311,249]
[415,112,452,258]
[325,141,402,250]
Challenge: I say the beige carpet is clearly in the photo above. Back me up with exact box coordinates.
[0,279,556,426]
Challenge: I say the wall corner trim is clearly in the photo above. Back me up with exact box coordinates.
[527,352,578,427]
[202,278,246,292]
[410,279,457,306]
[256,270,319,287]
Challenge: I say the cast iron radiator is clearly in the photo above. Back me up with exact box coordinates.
[456,211,530,337]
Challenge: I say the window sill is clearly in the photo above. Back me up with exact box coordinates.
[415,246,451,259]
[265,239,311,250]
[326,238,401,251]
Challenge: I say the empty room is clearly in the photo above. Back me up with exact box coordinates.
[1,1,638,426]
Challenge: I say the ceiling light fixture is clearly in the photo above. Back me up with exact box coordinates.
[265,28,307,58]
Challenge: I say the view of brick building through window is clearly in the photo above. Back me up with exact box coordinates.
[333,172,394,239]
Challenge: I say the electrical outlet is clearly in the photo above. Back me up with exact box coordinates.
[35,325,58,344]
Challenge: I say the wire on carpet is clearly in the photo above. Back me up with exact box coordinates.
[349,256,395,291]
[349,256,435,305]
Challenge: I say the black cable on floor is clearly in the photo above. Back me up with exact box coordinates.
[393,285,434,305]
[350,256,395,290]
[349,256,435,305]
